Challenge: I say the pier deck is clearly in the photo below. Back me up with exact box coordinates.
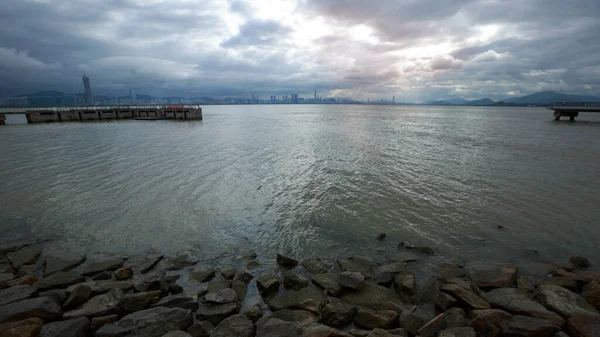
[548,102,600,121]
[0,105,202,125]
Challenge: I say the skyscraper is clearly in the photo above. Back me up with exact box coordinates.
[314,90,317,101]
[82,74,93,105]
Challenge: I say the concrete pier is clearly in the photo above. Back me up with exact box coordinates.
[548,102,600,121]
[0,105,202,125]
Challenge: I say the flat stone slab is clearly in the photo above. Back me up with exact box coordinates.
[81,258,124,277]
[36,272,85,291]
[312,273,341,296]
[268,286,325,311]
[566,314,600,337]
[301,259,330,274]
[66,280,132,295]
[0,317,43,336]
[40,317,90,337]
[392,252,420,263]
[196,302,240,325]
[439,283,489,309]
[163,254,199,271]
[95,307,193,337]
[123,254,163,274]
[256,317,302,337]
[132,269,165,292]
[63,289,124,319]
[121,291,161,313]
[535,285,599,318]
[271,309,320,326]
[340,282,405,310]
[43,254,86,277]
[153,294,198,311]
[7,247,42,269]
[468,264,517,288]
[188,267,216,283]
[501,315,560,337]
[438,327,476,337]
[337,257,374,279]
[482,288,564,325]
[211,314,254,337]
[0,297,62,324]
[0,285,38,306]
[321,300,357,329]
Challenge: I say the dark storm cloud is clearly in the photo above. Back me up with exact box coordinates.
[221,20,292,48]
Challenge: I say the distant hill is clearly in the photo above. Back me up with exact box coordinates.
[425,98,469,105]
[501,91,600,105]
[465,98,495,106]
[15,91,65,97]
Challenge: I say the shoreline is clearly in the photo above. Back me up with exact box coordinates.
[1,239,599,336]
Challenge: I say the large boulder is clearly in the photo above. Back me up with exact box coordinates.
[188,268,216,283]
[439,283,489,309]
[536,277,579,292]
[186,320,214,337]
[38,289,67,305]
[570,257,592,269]
[340,282,404,310]
[311,273,341,297]
[90,315,119,333]
[283,270,309,291]
[0,297,62,323]
[120,290,161,313]
[40,317,90,337]
[256,275,281,297]
[123,254,164,274]
[321,300,357,329]
[210,314,254,337]
[66,280,132,295]
[276,254,298,269]
[153,294,199,311]
[268,286,325,312]
[232,280,248,301]
[7,247,41,269]
[204,289,237,304]
[337,257,373,279]
[81,258,124,277]
[535,285,599,319]
[0,285,38,306]
[582,281,600,311]
[392,252,420,263]
[0,317,43,336]
[438,327,476,337]
[418,277,443,304]
[301,260,330,274]
[501,315,560,337]
[435,293,458,311]
[566,314,600,337]
[63,284,92,310]
[163,254,199,271]
[417,312,447,337]
[398,307,434,335]
[272,309,319,326]
[63,288,124,319]
[469,264,517,288]
[354,309,398,330]
[162,331,192,337]
[340,272,364,290]
[94,307,193,337]
[114,267,133,281]
[302,323,351,337]
[43,254,86,277]
[196,302,240,325]
[394,273,416,302]
[35,272,85,291]
[483,288,564,325]
[470,309,512,337]
[256,317,301,337]
[132,269,165,292]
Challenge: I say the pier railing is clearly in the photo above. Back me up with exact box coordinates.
[551,102,600,108]
[0,105,201,113]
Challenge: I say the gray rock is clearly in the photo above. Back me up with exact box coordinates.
[204,288,238,304]
[39,289,67,305]
[63,284,92,310]
[233,271,254,284]
[469,264,517,288]
[186,320,214,337]
[277,253,298,269]
[0,296,62,323]
[43,254,86,277]
[231,280,248,301]
[170,283,184,295]
[36,271,85,291]
[417,277,442,304]
[113,267,133,280]
[153,294,198,311]
[188,268,215,283]
[372,271,395,287]
[0,241,32,255]
[3,274,38,288]
[81,258,124,277]
[438,263,466,279]
[566,314,600,337]
[256,275,281,296]
[133,268,165,292]
[470,309,513,337]
[354,309,398,330]
[337,257,374,278]
[162,331,192,337]
[220,268,237,280]
[196,302,240,325]
[398,307,433,335]
[535,285,599,318]
[374,263,407,274]
[321,300,357,329]
[244,305,263,323]
[40,317,89,337]
[553,332,569,337]
[209,314,254,337]
[15,264,36,278]
[501,315,560,337]
[438,327,476,337]
[66,280,132,295]
[349,329,373,337]
[0,285,38,306]
[256,317,301,337]
[582,280,600,311]
[380,301,416,316]
[301,260,330,274]
[384,328,408,337]
[417,312,447,337]
[311,273,341,296]
[340,272,364,290]
[445,307,466,328]
[90,314,119,332]
[570,256,592,269]
[340,282,407,310]
[246,261,260,270]
[92,271,113,281]
[272,309,319,326]
[394,272,416,302]
[121,290,161,313]
[440,283,489,309]
[163,254,199,271]
[482,288,564,325]
[207,280,232,293]
[63,288,124,319]
[283,270,309,290]
[7,247,42,269]
[406,246,434,255]
[123,254,164,274]
[268,286,325,312]
[0,317,44,336]
[391,252,420,263]
[94,307,193,337]
[536,277,579,292]
[302,323,351,337]
[435,292,458,311]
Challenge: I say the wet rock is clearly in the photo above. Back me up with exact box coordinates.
[186,320,214,337]
[133,268,165,292]
[90,314,118,333]
[113,267,132,280]
[170,283,184,295]
[536,277,579,292]
[244,305,263,323]
[348,328,371,337]
[188,268,215,283]
[162,331,192,337]
[394,272,416,303]
[354,309,398,330]
[446,308,466,328]
[391,252,419,263]
[220,268,237,280]
[3,275,39,288]
[377,233,386,241]
[581,281,600,310]
[440,283,489,309]
[438,264,465,279]
[311,273,341,296]
[231,280,247,301]
[81,258,123,277]
[38,289,67,305]
[63,288,124,319]
[321,300,357,329]
[0,297,62,323]
[566,314,600,337]
[123,254,164,274]
[435,292,458,311]
[210,314,254,337]
[573,270,600,283]
[384,328,408,337]
[40,317,89,337]
[163,254,199,271]
[301,323,351,337]
[95,307,193,337]
[0,263,13,274]
[233,271,254,284]
[547,260,575,272]
[276,253,298,269]
[0,317,43,336]
[417,312,447,337]
[43,254,86,277]
[92,271,113,281]
[417,277,442,304]
[535,285,599,318]
[517,277,534,291]
[298,298,322,314]
[121,290,161,313]
[207,280,232,293]
[35,271,85,291]
[268,286,325,312]
[196,302,240,325]
[283,270,309,291]
[470,309,513,337]
[337,257,373,279]
[438,327,476,337]
[66,280,132,295]
[340,282,405,310]
[63,284,92,310]
[570,257,592,269]
[204,288,238,304]
[15,265,36,278]
[272,309,319,326]
[375,263,407,275]
[246,261,260,270]
[7,247,41,269]
[153,294,198,311]
[340,272,364,290]
[380,301,415,316]
[482,288,564,325]
[553,332,570,337]
[469,264,517,288]
[302,260,330,274]
[398,307,434,335]
[0,242,33,256]
[501,315,560,337]
[406,246,434,255]
[0,285,38,306]
[256,275,280,297]
[256,317,301,337]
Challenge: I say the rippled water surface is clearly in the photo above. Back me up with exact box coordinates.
[1,105,600,266]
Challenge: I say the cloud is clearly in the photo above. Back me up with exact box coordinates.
[0,47,62,70]
[221,20,292,48]
[429,55,464,70]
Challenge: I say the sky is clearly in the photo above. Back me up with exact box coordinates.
[0,0,599,102]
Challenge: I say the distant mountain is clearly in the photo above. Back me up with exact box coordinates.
[15,91,65,97]
[425,97,469,105]
[501,91,600,105]
[465,98,495,106]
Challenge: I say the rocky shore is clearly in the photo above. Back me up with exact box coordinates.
[1,240,599,337]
